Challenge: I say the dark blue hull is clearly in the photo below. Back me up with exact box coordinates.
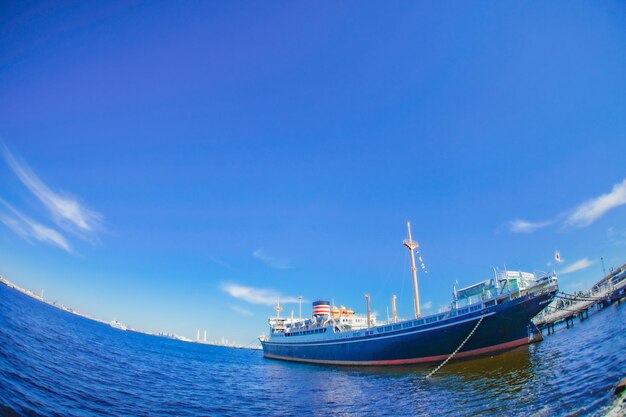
[261,290,556,365]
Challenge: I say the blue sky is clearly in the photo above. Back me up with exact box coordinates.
[1,1,626,344]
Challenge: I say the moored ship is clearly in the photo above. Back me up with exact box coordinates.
[260,223,558,365]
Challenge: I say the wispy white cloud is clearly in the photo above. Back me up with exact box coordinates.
[30,223,71,253]
[2,146,103,239]
[0,201,71,253]
[566,179,626,227]
[221,283,301,306]
[607,226,626,246]
[230,305,253,317]
[422,300,433,310]
[509,219,554,233]
[209,256,231,268]
[508,178,626,233]
[0,213,30,240]
[438,304,451,313]
[558,258,593,275]
[252,248,291,269]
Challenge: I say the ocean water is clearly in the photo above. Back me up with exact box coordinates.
[1,284,625,417]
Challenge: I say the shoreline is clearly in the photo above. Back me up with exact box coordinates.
[0,276,259,350]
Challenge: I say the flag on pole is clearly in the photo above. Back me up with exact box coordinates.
[554,251,562,263]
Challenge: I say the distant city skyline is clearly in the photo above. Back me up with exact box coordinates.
[2,1,626,344]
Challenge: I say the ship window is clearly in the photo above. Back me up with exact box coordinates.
[377,328,384,333]
[393,325,401,330]
[384,326,392,332]
[402,322,411,328]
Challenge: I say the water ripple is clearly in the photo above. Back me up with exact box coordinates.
[1,285,625,416]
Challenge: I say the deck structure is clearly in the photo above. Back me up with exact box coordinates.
[533,265,626,334]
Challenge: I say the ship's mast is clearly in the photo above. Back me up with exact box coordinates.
[365,294,371,328]
[403,221,421,318]
[274,297,282,318]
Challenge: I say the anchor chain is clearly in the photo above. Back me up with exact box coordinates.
[427,315,484,378]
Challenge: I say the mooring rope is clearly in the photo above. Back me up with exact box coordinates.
[427,315,484,378]
[239,337,262,351]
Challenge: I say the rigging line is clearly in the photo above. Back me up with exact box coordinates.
[426,315,484,379]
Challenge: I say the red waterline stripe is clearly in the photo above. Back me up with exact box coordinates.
[263,337,529,366]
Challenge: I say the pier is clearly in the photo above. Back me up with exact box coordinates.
[533,265,626,335]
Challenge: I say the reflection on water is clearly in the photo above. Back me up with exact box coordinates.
[1,284,625,417]
[268,303,626,416]
[341,344,533,378]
